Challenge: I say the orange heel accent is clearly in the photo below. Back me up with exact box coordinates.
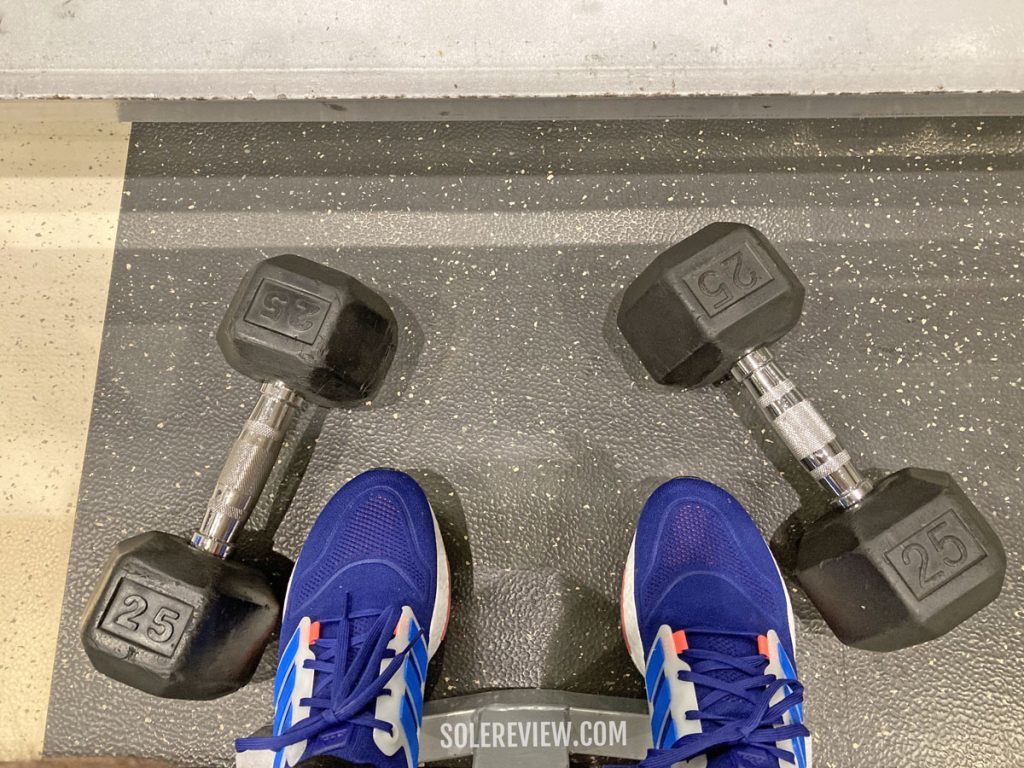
[672,629,688,654]
[757,634,769,658]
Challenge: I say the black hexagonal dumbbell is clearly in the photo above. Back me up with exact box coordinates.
[617,222,1006,651]
[81,255,397,698]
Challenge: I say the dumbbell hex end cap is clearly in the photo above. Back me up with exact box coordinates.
[81,531,279,699]
[618,222,804,388]
[218,254,397,408]
[795,467,1006,652]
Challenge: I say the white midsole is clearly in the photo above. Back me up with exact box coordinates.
[426,504,451,658]
[621,532,645,671]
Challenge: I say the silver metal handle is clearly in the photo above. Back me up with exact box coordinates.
[191,380,304,557]
[731,347,872,510]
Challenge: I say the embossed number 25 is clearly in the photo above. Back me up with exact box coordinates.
[112,593,181,644]
[696,252,759,309]
[901,519,968,589]
[259,290,320,332]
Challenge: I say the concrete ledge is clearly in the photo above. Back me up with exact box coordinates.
[2,0,1023,119]
[3,92,1024,123]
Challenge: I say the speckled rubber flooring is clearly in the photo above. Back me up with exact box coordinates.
[46,119,1024,767]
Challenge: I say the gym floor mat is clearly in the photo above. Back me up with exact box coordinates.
[47,119,1024,766]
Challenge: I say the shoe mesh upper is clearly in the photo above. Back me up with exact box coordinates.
[293,489,428,608]
[642,500,778,613]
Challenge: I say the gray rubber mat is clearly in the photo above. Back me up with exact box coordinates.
[47,119,1023,767]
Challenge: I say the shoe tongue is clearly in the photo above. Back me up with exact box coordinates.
[707,751,778,768]
[303,699,399,768]
[295,756,375,768]
[305,724,354,758]
[346,615,385,669]
[684,631,763,725]
[305,606,406,762]
[682,632,780,768]
[312,616,381,684]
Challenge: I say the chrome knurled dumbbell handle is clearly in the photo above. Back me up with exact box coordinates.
[191,380,304,557]
[731,347,873,510]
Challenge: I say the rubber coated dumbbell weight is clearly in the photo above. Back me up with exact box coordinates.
[81,255,397,698]
[617,223,1005,651]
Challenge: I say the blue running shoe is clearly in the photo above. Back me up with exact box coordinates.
[620,478,810,768]
[236,469,450,768]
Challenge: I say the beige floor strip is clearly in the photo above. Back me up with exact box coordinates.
[0,121,130,760]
